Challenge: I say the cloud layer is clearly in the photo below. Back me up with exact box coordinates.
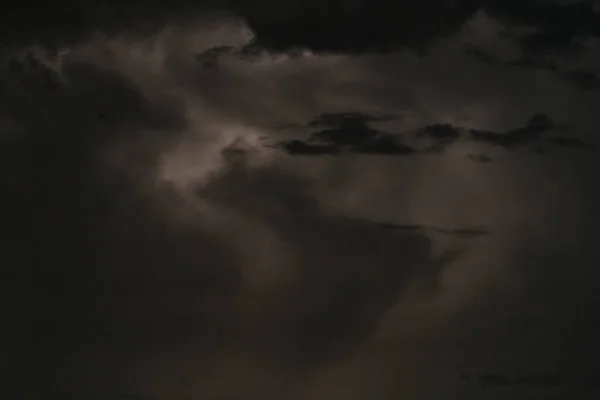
[2,2,600,399]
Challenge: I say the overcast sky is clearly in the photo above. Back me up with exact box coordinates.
[2,1,600,399]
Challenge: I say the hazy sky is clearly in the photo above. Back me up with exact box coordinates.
[2,1,600,399]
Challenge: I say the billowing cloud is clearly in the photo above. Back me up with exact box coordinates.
[2,3,600,400]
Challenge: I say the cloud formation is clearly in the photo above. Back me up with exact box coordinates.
[3,2,600,399]
[269,111,595,159]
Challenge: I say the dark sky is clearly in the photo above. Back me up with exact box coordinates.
[2,1,600,399]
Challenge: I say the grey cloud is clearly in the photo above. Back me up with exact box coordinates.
[0,55,206,397]
[0,50,469,398]
[4,5,600,399]
[194,158,463,368]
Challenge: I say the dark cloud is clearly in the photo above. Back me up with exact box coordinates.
[0,56,203,396]
[270,112,594,158]
[469,113,556,148]
[0,1,230,48]
[238,0,600,58]
[464,44,600,93]
[310,115,379,146]
[194,45,235,68]
[276,140,341,155]
[1,0,462,51]
[271,112,415,156]
[3,0,600,60]
[4,2,600,399]
[467,153,492,163]
[417,124,461,140]
[350,135,415,155]
[486,0,600,57]
[237,0,480,54]
[0,54,468,397]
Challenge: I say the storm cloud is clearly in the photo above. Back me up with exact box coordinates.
[2,2,600,400]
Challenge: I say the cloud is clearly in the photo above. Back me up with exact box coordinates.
[194,45,235,68]
[269,111,595,159]
[0,39,471,398]
[0,48,201,397]
[0,0,475,54]
[3,5,600,399]
[4,0,600,61]
[270,112,416,156]
[482,0,600,61]
[463,43,600,92]
[0,1,233,48]
[237,0,480,54]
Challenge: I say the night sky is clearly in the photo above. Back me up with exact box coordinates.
[2,1,600,399]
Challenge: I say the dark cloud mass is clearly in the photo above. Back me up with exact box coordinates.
[271,112,595,158]
[3,1,600,399]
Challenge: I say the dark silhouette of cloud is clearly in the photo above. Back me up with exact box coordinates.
[465,113,594,150]
[4,2,600,398]
[418,124,461,140]
[350,135,415,155]
[310,115,379,146]
[1,57,468,396]
[464,41,600,93]
[2,0,599,62]
[270,112,594,157]
[467,154,492,163]
[194,45,235,68]
[486,0,600,57]
[0,1,231,48]
[271,112,415,156]
[238,0,600,58]
[0,56,214,397]
[275,139,341,155]
[469,113,555,148]
[236,0,480,55]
